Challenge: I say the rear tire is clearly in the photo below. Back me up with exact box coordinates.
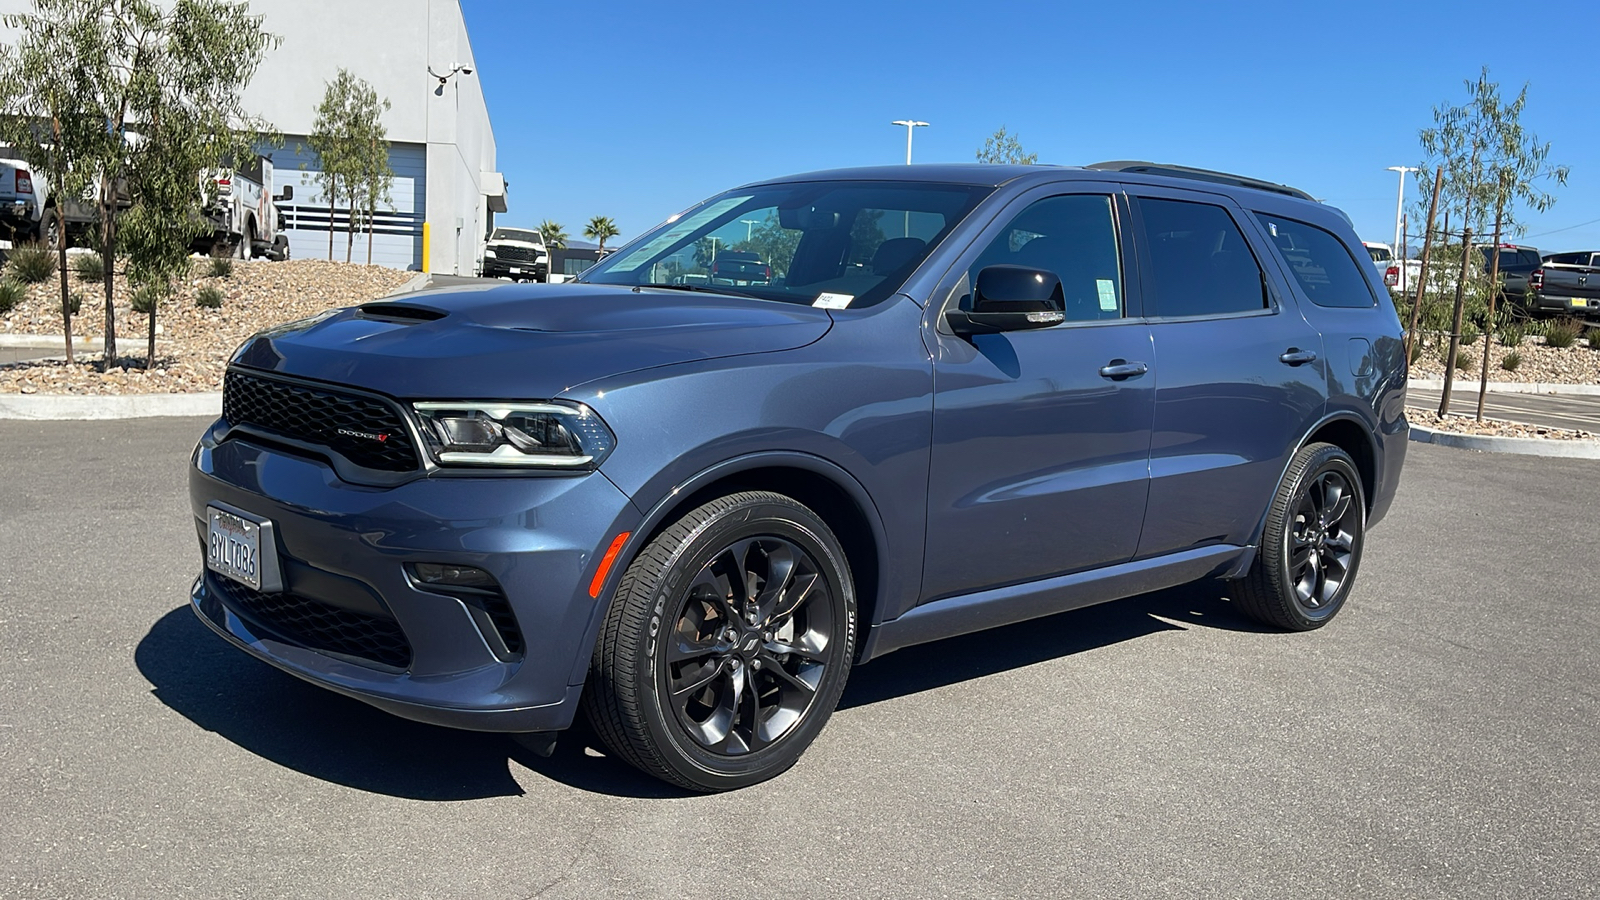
[235,222,252,260]
[583,491,856,792]
[1230,443,1365,631]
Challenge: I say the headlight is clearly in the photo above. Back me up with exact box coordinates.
[484,248,497,258]
[412,401,615,469]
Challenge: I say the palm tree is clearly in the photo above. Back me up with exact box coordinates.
[538,219,568,250]
[584,215,620,254]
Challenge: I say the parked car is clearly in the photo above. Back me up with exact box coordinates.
[0,155,37,243]
[710,249,772,285]
[189,162,1407,791]
[481,227,548,282]
[1362,241,1422,294]
[1530,251,1600,317]
[0,150,130,247]
[195,154,291,260]
[1477,243,1543,310]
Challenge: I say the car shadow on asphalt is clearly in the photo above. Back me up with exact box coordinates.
[136,582,1269,801]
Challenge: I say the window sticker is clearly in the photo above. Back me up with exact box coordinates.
[1096,279,1119,312]
[813,292,854,309]
[606,196,753,272]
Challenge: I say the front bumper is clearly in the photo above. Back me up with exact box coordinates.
[482,258,547,279]
[189,424,641,733]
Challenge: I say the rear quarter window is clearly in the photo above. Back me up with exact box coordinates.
[1255,213,1378,309]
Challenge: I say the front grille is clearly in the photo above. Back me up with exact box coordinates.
[494,245,541,264]
[209,574,413,670]
[223,370,420,473]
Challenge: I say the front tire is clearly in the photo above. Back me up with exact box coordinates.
[583,492,856,792]
[1230,443,1366,631]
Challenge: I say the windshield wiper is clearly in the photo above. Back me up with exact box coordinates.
[631,283,765,300]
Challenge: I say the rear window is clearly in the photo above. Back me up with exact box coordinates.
[1366,245,1392,263]
[1135,198,1268,317]
[1257,214,1378,309]
[1480,247,1541,270]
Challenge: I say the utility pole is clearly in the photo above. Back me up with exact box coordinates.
[891,119,929,165]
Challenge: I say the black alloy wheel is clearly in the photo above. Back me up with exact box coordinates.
[665,536,837,755]
[1231,442,1366,631]
[584,491,856,792]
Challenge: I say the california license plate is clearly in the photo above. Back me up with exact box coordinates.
[207,506,264,590]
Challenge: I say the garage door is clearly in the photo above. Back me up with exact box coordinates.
[266,140,425,270]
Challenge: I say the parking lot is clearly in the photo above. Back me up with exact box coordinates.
[1,417,1596,899]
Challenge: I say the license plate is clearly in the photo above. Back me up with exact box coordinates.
[207,506,265,590]
[509,266,521,274]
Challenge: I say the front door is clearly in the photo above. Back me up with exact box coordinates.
[922,189,1154,602]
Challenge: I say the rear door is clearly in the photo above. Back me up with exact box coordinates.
[1125,187,1326,558]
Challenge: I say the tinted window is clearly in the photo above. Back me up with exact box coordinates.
[1479,247,1542,270]
[582,182,988,308]
[1366,245,1392,262]
[1544,252,1581,265]
[1256,214,1378,309]
[1137,198,1267,317]
[967,194,1123,322]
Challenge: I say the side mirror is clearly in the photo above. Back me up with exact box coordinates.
[946,265,1065,335]
[274,185,293,202]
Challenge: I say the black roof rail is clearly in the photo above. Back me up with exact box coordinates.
[1085,161,1316,202]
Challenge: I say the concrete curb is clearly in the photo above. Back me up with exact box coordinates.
[1408,378,1600,397]
[1408,423,1600,459]
[0,334,106,350]
[0,391,220,420]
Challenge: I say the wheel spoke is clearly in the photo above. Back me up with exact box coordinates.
[764,638,827,664]
[670,658,725,699]
[761,656,818,696]
[752,543,798,623]
[770,570,820,624]
[1289,543,1313,571]
[668,635,721,664]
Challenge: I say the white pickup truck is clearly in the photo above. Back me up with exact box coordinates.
[197,155,291,260]
[1363,242,1421,294]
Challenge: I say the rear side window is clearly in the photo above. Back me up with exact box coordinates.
[1256,214,1378,309]
[1136,198,1267,317]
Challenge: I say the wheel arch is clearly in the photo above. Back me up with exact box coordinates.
[1248,411,1380,551]
[567,452,890,684]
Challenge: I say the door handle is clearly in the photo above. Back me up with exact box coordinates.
[1098,360,1148,379]
[1279,348,1318,366]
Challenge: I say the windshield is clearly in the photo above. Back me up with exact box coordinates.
[578,181,991,308]
[492,228,544,245]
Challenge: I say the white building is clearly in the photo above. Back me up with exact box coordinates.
[240,0,504,272]
[0,0,506,273]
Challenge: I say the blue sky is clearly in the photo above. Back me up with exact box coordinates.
[463,0,1599,255]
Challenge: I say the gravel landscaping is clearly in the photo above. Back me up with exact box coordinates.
[0,259,413,395]
[1406,407,1596,441]
[1408,330,1600,385]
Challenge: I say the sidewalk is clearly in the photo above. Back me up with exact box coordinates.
[1406,385,1600,433]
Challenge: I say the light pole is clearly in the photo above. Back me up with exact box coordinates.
[891,119,929,165]
[1387,166,1419,255]
[740,219,760,241]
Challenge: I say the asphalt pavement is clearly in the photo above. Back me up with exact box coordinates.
[1408,385,1600,432]
[1,419,1597,899]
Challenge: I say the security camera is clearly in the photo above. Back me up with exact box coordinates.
[461,67,473,75]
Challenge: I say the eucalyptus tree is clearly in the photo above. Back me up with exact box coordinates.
[1417,68,1566,416]
[584,215,619,254]
[0,0,275,369]
[310,69,390,262]
[975,126,1038,165]
[0,0,107,364]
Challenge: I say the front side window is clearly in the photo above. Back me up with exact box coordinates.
[1136,198,1268,317]
[966,194,1124,322]
[1257,213,1378,309]
[580,182,989,308]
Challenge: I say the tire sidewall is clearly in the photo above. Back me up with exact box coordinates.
[632,498,855,789]
[1275,449,1365,628]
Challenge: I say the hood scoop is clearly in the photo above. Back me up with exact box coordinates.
[356,302,448,323]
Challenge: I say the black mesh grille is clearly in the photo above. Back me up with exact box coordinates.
[209,574,413,670]
[223,370,420,473]
[494,245,542,264]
